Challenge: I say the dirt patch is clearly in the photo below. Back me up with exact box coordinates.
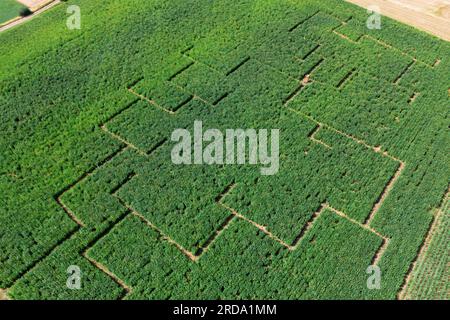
[346,0,450,41]
[0,289,9,300]
[17,0,52,11]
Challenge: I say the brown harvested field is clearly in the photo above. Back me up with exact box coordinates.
[346,0,450,41]
[17,0,54,11]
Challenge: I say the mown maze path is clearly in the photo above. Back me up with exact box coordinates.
[0,0,448,299]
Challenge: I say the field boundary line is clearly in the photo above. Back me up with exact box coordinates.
[0,0,61,33]
[286,107,402,160]
[398,186,450,299]
[194,214,236,257]
[168,61,196,81]
[283,84,306,106]
[218,202,292,249]
[345,0,450,43]
[179,55,223,75]
[0,16,21,28]
[172,82,212,106]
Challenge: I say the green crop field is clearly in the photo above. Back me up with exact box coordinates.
[0,0,448,300]
[402,194,449,300]
[0,0,26,24]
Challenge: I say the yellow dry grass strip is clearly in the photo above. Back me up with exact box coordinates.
[398,187,450,299]
[0,288,9,300]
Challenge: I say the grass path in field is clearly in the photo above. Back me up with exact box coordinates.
[0,0,26,25]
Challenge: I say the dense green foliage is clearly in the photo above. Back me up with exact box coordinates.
[0,0,26,24]
[0,0,448,299]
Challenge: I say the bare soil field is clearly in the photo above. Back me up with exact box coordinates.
[0,289,8,300]
[17,0,54,11]
[346,0,450,41]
